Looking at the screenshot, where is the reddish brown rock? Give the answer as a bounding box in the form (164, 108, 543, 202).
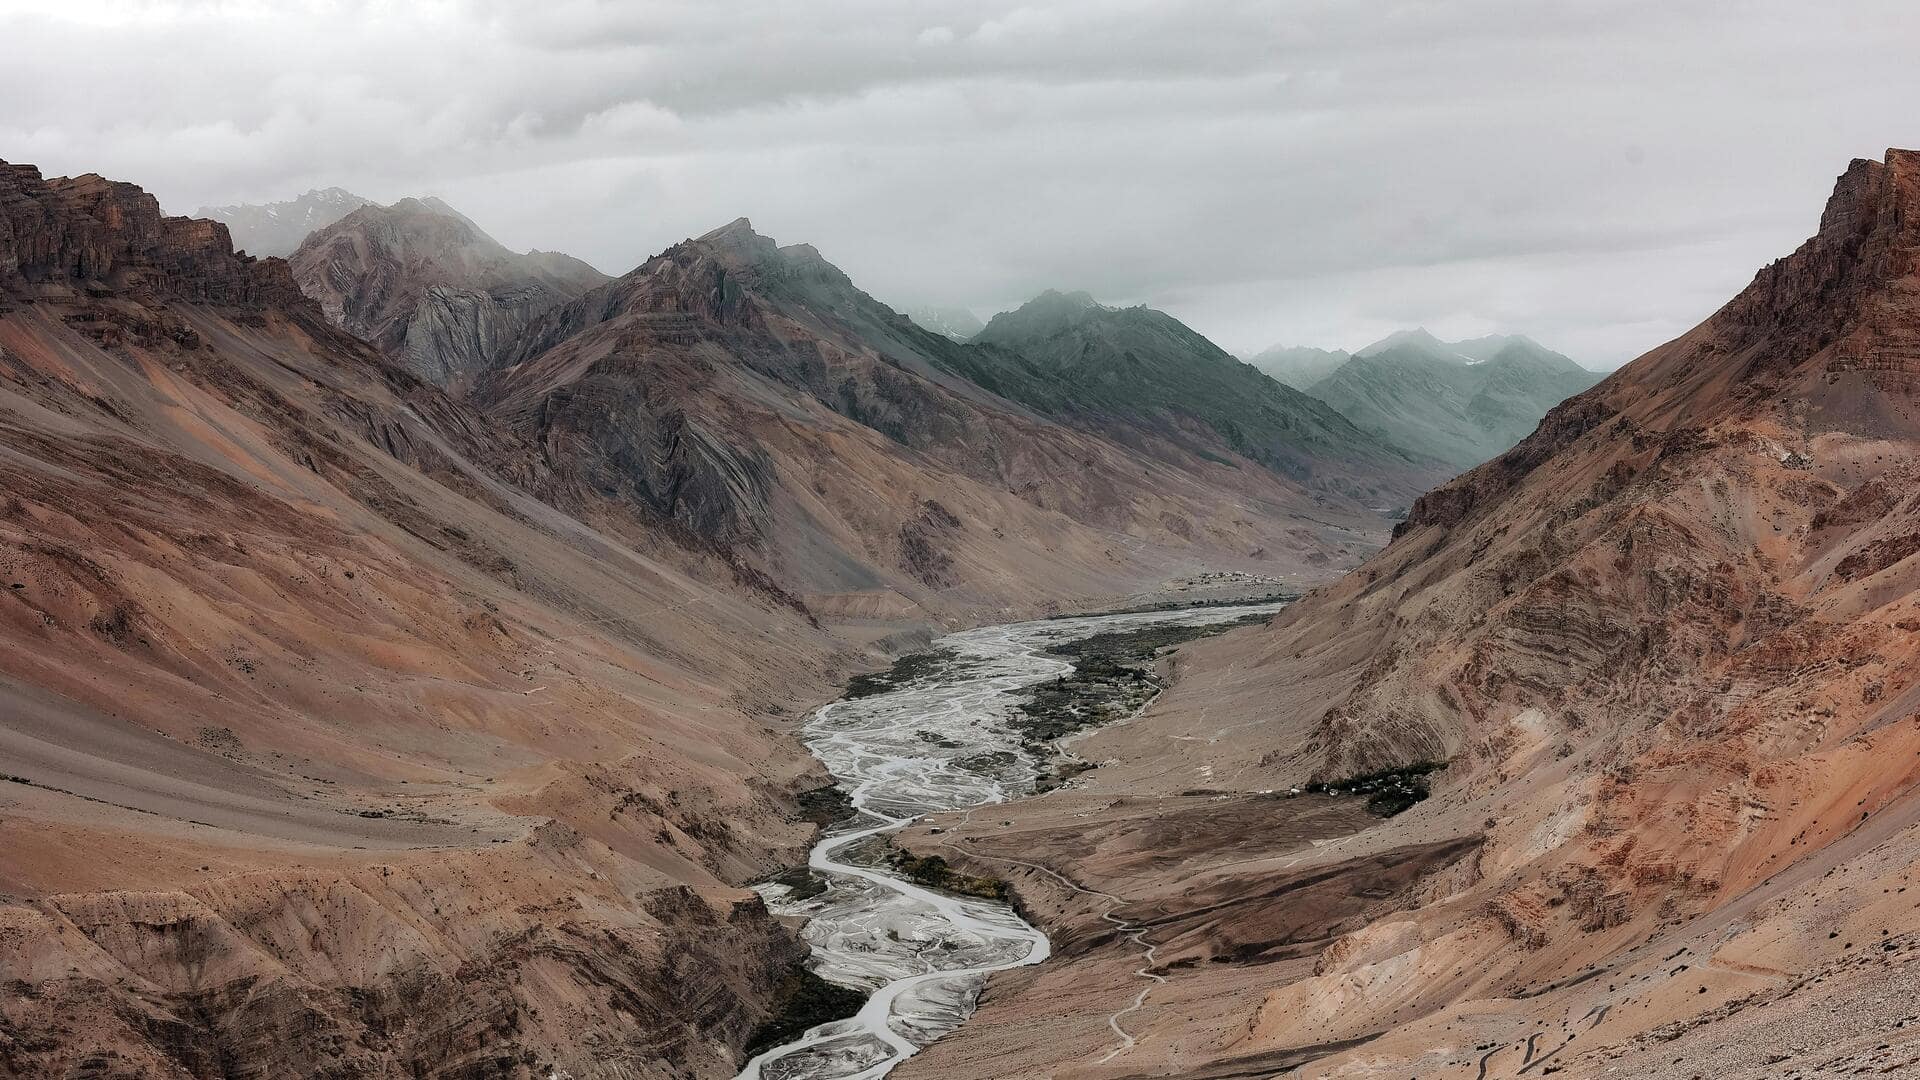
(0, 162, 297, 306)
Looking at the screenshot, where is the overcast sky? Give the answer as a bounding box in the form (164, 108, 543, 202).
(5, 1, 1918, 367)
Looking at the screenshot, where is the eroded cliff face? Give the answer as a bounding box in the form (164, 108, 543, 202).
(0, 164, 299, 307)
(894, 150, 1920, 1080)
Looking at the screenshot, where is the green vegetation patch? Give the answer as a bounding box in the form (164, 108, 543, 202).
(743, 963, 867, 1057)
(765, 865, 829, 902)
(794, 784, 854, 827)
(1043, 612, 1273, 661)
(1307, 760, 1448, 817)
(843, 646, 973, 699)
(1015, 655, 1160, 745)
(884, 850, 1010, 902)
(1013, 612, 1277, 789)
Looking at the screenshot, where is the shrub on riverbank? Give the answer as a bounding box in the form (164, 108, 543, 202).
(795, 784, 855, 826)
(885, 850, 1010, 901)
(1306, 760, 1448, 817)
(1014, 612, 1277, 788)
(843, 646, 971, 698)
(744, 963, 868, 1057)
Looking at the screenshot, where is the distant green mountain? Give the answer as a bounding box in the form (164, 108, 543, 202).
(956, 291, 1448, 505)
(1309, 332, 1602, 471)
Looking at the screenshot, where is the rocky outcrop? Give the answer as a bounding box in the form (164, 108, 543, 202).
(401, 282, 573, 387)
(0, 162, 298, 306)
(0, 836, 807, 1080)
(290, 198, 607, 389)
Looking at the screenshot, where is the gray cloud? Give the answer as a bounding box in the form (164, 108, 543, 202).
(4, 0, 1917, 366)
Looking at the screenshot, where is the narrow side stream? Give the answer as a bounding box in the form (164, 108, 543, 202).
(736, 602, 1284, 1080)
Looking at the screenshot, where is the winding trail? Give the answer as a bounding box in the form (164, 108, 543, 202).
(932, 828, 1163, 1065)
(732, 602, 1283, 1080)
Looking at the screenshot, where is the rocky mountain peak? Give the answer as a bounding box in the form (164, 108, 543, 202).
(1028, 288, 1103, 314)
(1773, 149, 1917, 303)
(976, 289, 1115, 342)
(1612, 147, 1920, 423)
(694, 216, 778, 263)
(1482, 336, 1586, 372)
(288, 195, 605, 388)
(699, 215, 758, 241)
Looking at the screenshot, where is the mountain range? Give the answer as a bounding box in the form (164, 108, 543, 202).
(1310, 329, 1604, 470)
(0, 158, 1434, 1077)
(1245, 342, 1351, 389)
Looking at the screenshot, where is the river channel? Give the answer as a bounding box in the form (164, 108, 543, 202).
(735, 601, 1285, 1080)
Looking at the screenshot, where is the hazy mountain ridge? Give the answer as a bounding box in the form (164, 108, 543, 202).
(1244, 342, 1351, 389)
(905, 304, 985, 341)
(1309, 332, 1603, 469)
(481, 219, 1397, 604)
(195, 186, 373, 257)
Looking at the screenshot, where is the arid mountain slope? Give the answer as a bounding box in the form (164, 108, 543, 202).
(195, 186, 373, 257)
(1310, 335, 1602, 469)
(291, 197, 608, 390)
(480, 221, 1394, 615)
(0, 160, 864, 1079)
(964, 290, 1447, 506)
(899, 149, 1920, 1079)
